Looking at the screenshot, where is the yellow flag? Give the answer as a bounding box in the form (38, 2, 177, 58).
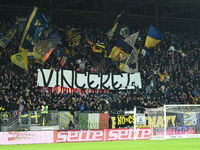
(108, 46, 128, 62)
(87, 40, 104, 53)
(107, 22, 118, 40)
(11, 51, 28, 71)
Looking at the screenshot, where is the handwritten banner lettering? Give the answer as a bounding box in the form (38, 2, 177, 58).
(37, 69, 142, 90)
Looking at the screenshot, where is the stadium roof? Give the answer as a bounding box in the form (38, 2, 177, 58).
(1, 0, 200, 31)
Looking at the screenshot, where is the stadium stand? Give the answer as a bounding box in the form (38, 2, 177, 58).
(0, 18, 199, 116)
(0, 2, 200, 148)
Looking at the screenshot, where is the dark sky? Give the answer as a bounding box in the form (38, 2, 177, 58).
(0, 0, 200, 32)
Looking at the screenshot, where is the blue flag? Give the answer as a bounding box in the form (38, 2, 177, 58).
(19, 6, 48, 52)
(115, 40, 133, 54)
(0, 23, 18, 49)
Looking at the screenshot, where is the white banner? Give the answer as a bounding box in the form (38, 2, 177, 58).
(136, 114, 146, 125)
(88, 113, 100, 129)
(0, 131, 54, 145)
(37, 69, 142, 90)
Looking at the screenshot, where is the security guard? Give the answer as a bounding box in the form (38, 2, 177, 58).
(41, 102, 48, 126)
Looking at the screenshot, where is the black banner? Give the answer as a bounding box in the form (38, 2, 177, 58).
(110, 114, 134, 128)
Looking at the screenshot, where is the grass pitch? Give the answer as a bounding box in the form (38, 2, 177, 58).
(1, 138, 200, 150)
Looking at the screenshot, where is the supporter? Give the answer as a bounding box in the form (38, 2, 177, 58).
(0, 19, 199, 117)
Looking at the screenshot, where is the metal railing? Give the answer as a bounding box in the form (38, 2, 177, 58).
(1, 110, 80, 131)
(2, 114, 21, 131)
(1, 110, 134, 132)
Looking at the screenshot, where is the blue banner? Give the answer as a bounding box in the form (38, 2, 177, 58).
(115, 40, 133, 54)
(0, 23, 18, 49)
(19, 6, 48, 52)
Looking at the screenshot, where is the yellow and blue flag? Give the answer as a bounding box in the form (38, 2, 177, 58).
(108, 39, 132, 62)
(19, 6, 48, 52)
(145, 25, 162, 48)
(87, 40, 108, 58)
(108, 39, 139, 73)
(68, 34, 81, 47)
(87, 40, 105, 53)
(108, 46, 129, 62)
(10, 51, 28, 71)
(66, 29, 81, 47)
(115, 40, 133, 54)
(107, 22, 118, 40)
(0, 22, 18, 49)
(33, 38, 58, 64)
(107, 12, 123, 40)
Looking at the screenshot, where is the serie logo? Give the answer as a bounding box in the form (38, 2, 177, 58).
(54, 128, 152, 143)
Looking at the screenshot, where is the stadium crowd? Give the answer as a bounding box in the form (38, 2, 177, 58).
(0, 18, 200, 115)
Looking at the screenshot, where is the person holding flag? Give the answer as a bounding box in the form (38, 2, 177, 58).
(107, 11, 124, 40)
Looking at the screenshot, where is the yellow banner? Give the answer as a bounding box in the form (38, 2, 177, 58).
(108, 46, 128, 62)
(10, 51, 28, 71)
(111, 115, 176, 128)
